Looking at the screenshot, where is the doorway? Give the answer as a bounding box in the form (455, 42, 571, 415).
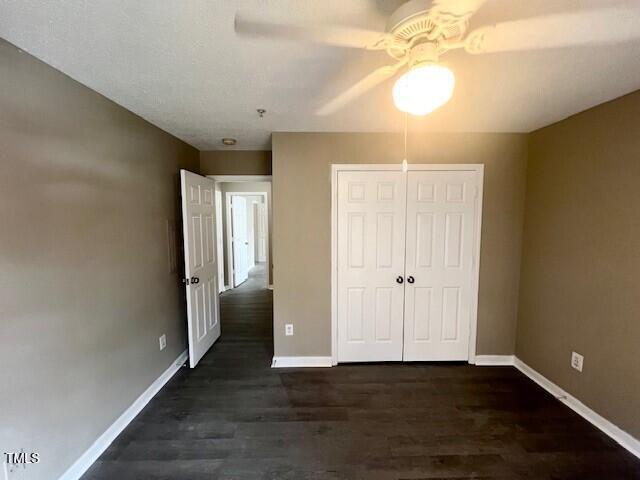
(208, 176, 272, 292)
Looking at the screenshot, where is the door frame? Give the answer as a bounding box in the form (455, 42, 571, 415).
(330, 164, 485, 366)
(214, 187, 226, 293)
(225, 191, 270, 288)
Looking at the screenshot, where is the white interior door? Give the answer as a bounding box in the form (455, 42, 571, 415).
(180, 170, 221, 368)
(231, 195, 249, 286)
(403, 170, 478, 361)
(337, 171, 406, 362)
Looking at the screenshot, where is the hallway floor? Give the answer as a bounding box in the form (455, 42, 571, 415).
(242, 262, 268, 290)
(82, 272, 640, 479)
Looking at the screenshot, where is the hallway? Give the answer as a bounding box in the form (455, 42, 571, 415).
(82, 270, 640, 479)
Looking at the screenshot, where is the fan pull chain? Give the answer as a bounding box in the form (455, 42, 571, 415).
(402, 112, 409, 173)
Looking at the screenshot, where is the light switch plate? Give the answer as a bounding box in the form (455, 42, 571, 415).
(159, 334, 167, 351)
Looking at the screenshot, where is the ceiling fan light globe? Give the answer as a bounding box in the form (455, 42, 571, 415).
(392, 64, 455, 116)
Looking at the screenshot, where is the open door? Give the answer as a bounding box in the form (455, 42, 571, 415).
(180, 170, 220, 368)
(231, 195, 249, 286)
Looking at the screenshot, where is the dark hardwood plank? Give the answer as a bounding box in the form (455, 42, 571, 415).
(82, 265, 640, 479)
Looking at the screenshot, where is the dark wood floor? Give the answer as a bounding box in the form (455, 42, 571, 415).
(83, 266, 640, 479)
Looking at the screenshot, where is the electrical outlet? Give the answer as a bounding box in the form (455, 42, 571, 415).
(571, 351, 583, 372)
(285, 324, 294, 336)
(159, 334, 167, 351)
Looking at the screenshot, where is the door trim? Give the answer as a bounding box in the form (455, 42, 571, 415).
(225, 191, 270, 289)
(210, 175, 272, 182)
(330, 164, 484, 366)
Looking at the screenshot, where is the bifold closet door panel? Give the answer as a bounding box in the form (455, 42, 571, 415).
(337, 171, 406, 362)
(403, 170, 477, 361)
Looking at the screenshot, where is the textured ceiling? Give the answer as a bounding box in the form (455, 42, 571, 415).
(1, 0, 639, 150)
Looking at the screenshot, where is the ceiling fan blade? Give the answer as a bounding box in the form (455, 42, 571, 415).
(465, 6, 640, 54)
(234, 15, 388, 49)
(316, 61, 406, 116)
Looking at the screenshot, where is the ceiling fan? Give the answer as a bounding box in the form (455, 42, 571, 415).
(235, 0, 640, 116)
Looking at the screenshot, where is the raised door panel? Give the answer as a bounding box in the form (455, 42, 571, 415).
(346, 288, 365, 343)
(189, 184, 201, 205)
(415, 213, 434, 268)
(347, 213, 365, 269)
(375, 213, 394, 269)
(374, 287, 393, 342)
(412, 287, 433, 342)
(204, 214, 215, 265)
(191, 214, 203, 270)
(444, 213, 463, 268)
(194, 283, 206, 341)
(442, 287, 461, 341)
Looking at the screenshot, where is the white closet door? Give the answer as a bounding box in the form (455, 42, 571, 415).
(403, 170, 478, 361)
(337, 171, 406, 362)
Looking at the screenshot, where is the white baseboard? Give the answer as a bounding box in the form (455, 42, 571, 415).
(474, 355, 515, 366)
(271, 356, 332, 368)
(514, 357, 640, 460)
(59, 350, 188, 480)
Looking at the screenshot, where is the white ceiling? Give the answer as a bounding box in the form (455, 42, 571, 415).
(1, 0, 639, 150)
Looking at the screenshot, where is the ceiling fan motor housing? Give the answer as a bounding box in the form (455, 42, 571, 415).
(387, 0, 473, 47)
(387, 0, 438, 38)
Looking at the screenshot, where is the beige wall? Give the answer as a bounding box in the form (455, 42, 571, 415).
(200, 150, 272, 175)
(219, 182, 273, 285)
(0, 39, 199, 479)
(517, 91, 640, 439)
(272, 132, 528, 357)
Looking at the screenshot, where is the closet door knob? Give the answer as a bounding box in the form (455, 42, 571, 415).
(396, 276, 404, 284)
(407, 276, 415, 284)
(191, 276, 200, 284)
